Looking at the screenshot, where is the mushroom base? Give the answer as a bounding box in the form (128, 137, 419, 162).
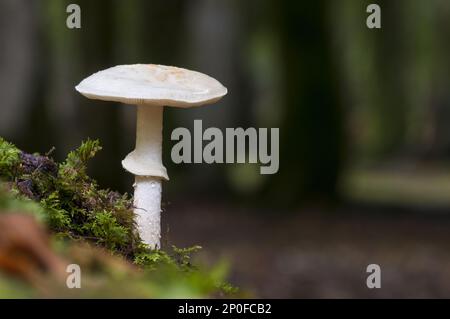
(133, 176, 162, 249)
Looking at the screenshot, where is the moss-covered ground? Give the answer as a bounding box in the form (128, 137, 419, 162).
(0, 137, 237, 298)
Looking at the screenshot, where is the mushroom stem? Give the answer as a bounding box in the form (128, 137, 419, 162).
(134, 175, 162, 249)
(133, 105, 165, 249)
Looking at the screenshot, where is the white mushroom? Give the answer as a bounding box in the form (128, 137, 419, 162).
(75, 64, 227, 249)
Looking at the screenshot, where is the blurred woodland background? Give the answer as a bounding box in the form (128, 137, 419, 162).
(2, 0, 450, 298)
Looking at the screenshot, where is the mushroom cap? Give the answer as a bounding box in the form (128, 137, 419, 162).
(75, 64, 227, 107)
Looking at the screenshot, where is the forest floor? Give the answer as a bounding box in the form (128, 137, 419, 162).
(165, 200, 450, 298)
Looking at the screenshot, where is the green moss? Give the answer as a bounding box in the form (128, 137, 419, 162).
(0, 138, 138, 255)
(86, 211, 129, 250)
(0, 137, 21, 179)
(0, 137, 238, 297)
(134, 245, 202, 271)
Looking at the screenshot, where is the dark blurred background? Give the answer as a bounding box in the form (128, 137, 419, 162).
(2, 0, 450, 298)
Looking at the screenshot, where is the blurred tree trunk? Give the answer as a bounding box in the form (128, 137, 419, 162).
(0, 0, 46, 151)
(38, 0, 118, 188)
(75, 0, 119, 189)
(333, 0, 408, 161)
(267, 0, 344, 205)
(169, 0, 248, 197)
(431, 1, 450, 158)
(369, 0, 407, 157)
(409, 0, 450, 159)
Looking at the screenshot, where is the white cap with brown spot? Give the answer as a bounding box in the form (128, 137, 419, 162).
(76, 64, 227, 107)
